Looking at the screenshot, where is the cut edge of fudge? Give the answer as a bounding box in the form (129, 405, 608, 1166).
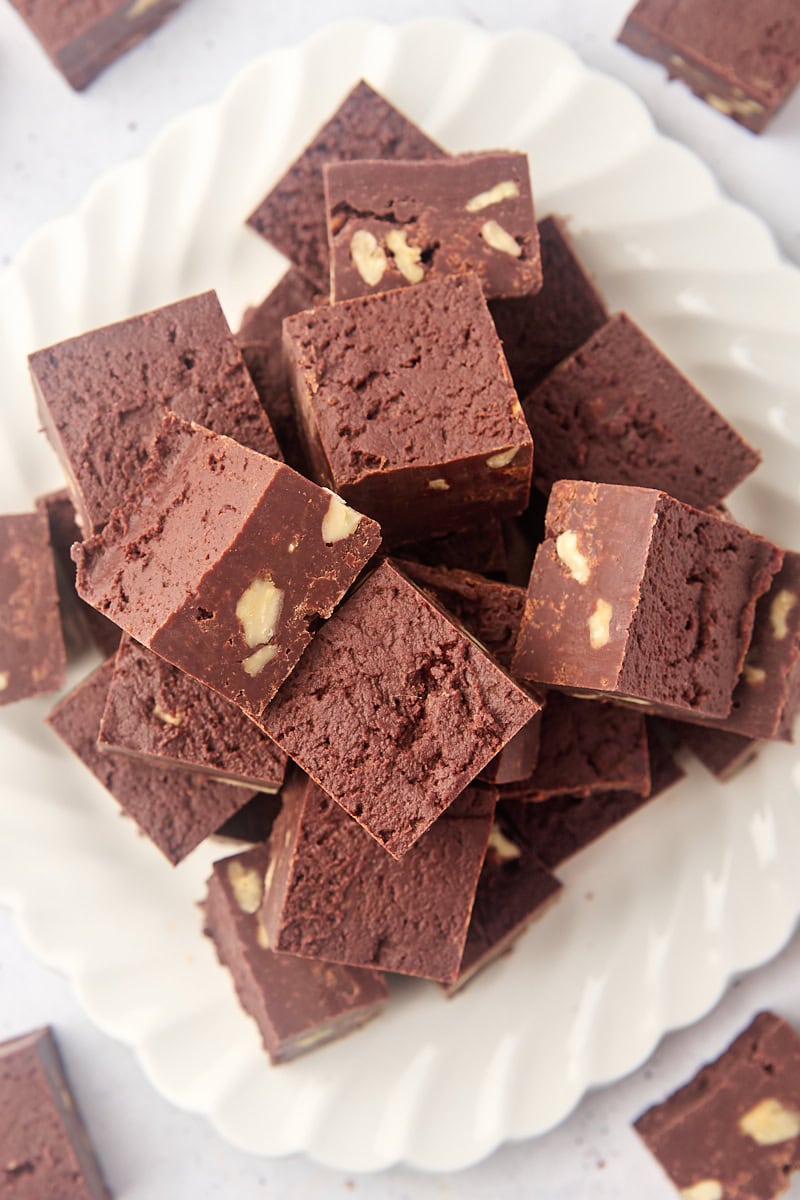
(0, 510, 67, 707)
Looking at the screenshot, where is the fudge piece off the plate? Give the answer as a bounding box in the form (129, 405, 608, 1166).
(246, 79, 445, 291)
(325, 152, 541, 301)
(74, 414, 381, 721)
(258, 559, 540, 858)
(204, 844, 388, 1064)
(260, 772, 496, 985)
(513, 481, 783, 719)
(635, 1011, 800, 1199)
(0, 511, 66, 706)
(30, 291, 281, 534)
(0, 1026, 109, 1199)
(283, 272, 532, 545)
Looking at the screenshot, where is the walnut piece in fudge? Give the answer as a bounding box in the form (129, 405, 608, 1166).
(260, 772, 496, 985)
(618, 0, 800, 133)
(8, 0, 183, 90)
(259, 559, 540, 858)
(0, 1026, 109, 1198)
(203, 844, 388, 1064)
(635, 1011, 800, 1198)
(74, 414, 381, 722)
(30, 291, 280, 534)
(47, 660, 258, 864)
(523, 313, 761, 508)
(99, 636, 287, 792)
(325, 152, 541, 301)
(513, 481, 782, 719)
(283, 273, 532, 545)
(0, 511, 66, 706)
(246, 79, 445, 291)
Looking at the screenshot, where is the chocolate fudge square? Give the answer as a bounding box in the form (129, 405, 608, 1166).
(0, 1026, 109, 1198)
(523, 312, 760, 508)
(325, 152, 541, 301)
(204, 844, 388, 1064)
(47, 660, 257, 864)
(260, 772, 495, 985)
(489, 215, 608, 399)
(283, 273, 533, 545)
(635, 1011, 800, 1198)
(678, 723, 760, 781)
(9, 0, 183, 91)
(513, 481, 782, 719)
(0, 511, 66, 706)
(30, 291, 281, 534)
(74, 415, 381, 722)
(259, 559, 540, 858)
(246, 80, 445, 291)
(618, 0, 800, 132)
(99, 636, 287, 792)
(237, 268, 325, 474)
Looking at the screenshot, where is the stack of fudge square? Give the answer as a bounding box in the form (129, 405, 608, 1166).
(9, 80, 798, 1067)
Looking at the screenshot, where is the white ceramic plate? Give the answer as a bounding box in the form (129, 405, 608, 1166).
(2, 17, 800, 1174)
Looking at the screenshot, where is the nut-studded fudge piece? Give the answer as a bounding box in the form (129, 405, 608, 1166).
(618, 0, 800, 133)
(8, 0, 182, 91)
(446, 814, 561, 995)
(635, 1011, 800, 1198)
(0, 1026, 109, 1198)
(246, 80, 445, 291)
(283, 273, 533, 545)
(99, 636, 287, 792)
(522, 313, 760, 507)
(0, 511, 66, 706)
(237, 268, 325, 474)
(74, 415, 381, 722)
(30, 291, 281, 534)
(325, 152, 541, 301)
(513, 481, 783, 719)
(203, 844, 388, 1064)
(47, 660, 258, 864)
(260, 772, 496, 985)
(489, 215, 608, 399)
(398, 514, 508, 576)
(259, 559, 540, 858)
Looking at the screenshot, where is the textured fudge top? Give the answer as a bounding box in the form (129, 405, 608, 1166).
(30, 291, 279, 533)
(622, 0, 800, 103)
(246, 80, 445, 290)
(325, 152, 541, 300)
(0, 1026, 109, 1200)
(523, 312, 761, 507)
(489, 215, 608, 398)
(283, 272, 530, 482)
(47, 660, 254, 864)
(260, 559, 540, 858)
(99, 636, 287, 790)
(635, 1011, 800, 1199)
(0, 511, 65, 706)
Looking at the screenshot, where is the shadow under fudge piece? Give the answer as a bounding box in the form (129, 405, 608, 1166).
(30, 291, 281, 535)
(260, 772, 495, 985)
(246, 79, 445, 292)
(99, 636, 287, 792)
(513, 481, 783, 720)
(203, 844, 387, 1064)
(0, 511, 65, 707)
(617, 0, 800, 133)
(283, 273, 532, 546)
(74, 414, 381, 723)
(489, 215, 608, 399)
(523, 312, 761, 509)
(47, 660, 257, 865)
(258, 558, 539, 859)
(0, 1026, 109, 1198)
(634, 1011, 800, 1197)
(214, 792, 282, 844)
(325, 152, 541, 302)
(396, 514, 508, 577)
